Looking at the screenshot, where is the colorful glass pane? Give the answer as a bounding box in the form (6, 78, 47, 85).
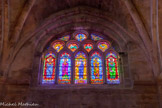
(68, 43, 78, 52)
(75, 33, 87, 42)
(59, 35, 70, 41)
(75, 52, 87, 84)
(91, 52, 103, 84)
(58, 52, 71, 84)
(52, 42, 64, 52)
(42, 52, 56, 84)
(97, 42, 110, 52)
(84, 43, 93, 52)
(91, 34, 103, 41)
(106, 52, 120, 84)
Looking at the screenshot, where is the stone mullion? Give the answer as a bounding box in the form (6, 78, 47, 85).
(103, 53, 106, 84)
(71, 54, 74, 84)
(87, 53, 90, 84)
(55, 53, 59, 84)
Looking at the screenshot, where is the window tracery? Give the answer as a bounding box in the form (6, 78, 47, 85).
(52, 40, 65, 52)
(67, 40, 79, 52)
(59, 35, 70, 41)
(41, 31, 121, 85)
(75, 33, 87, 42)
(91, 34, 103, 41)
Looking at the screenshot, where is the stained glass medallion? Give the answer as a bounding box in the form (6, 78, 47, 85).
(97, 41, 110, 52)
(67, 41, 79, 52)
(75, 33, 87, 42)
(59, 35, 70, 41)
(52, 41, 64, 52)
(91, 34, 103, 41)
(84, 43, 93, 52)
(68, 44, 78, 52)
(106, 52, 120, 84)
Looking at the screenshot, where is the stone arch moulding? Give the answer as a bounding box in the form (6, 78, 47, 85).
(9, 6, 149, 61)
(6, 6, 145, 89)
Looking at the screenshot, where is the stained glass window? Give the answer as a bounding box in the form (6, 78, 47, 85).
(91, 34, 103, 41)
(59, 35, 70, 41)
(90, 52, 103, 84)
(41, 31, 122, 86)
(75, 52, 87, 84)
(84, 43, 93, 52)
(42, 52, 56, 84)
(97, 41, 110, 52)
(106, 52, 120, 84)
(75, 33, 87, 42)
(52, 41, 64, 52)
(58, 52, 71, 84)
(67, 43, 79, 52)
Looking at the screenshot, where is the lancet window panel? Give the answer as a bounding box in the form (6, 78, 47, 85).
(75, 52, 87, 84)
(90, 52, 103, 84)
(58, 52, 71, 84)
(106, 51, 120, 84)
(75, 33, 87, 42)
(42, 52, 56, 84)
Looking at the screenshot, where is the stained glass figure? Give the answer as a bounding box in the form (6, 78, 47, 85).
(84, 43, 93, 52)
(58, 52, 71, 84)
(106, 52, 120, 84)
(42, 52, 56, 84)
(68, 43, 79, 52)
(75, 33, 87, 42)
(91, 34, 103, 41)
(97, 41, 110, 52)
(59, 35, 70, 41)
(75, 52, 87, 84)
(52, 41, 64, 52)
(90, 52, 103, 84)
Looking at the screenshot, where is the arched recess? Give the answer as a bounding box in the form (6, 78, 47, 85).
(5, 7, 147, 88)
(8, 6, 143, 67)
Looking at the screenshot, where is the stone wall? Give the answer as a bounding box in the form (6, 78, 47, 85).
(0, 82, 159, 108)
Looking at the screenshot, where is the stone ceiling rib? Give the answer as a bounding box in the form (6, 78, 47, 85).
(122, 0, 152, 52)
(11, 0, 36, 44)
